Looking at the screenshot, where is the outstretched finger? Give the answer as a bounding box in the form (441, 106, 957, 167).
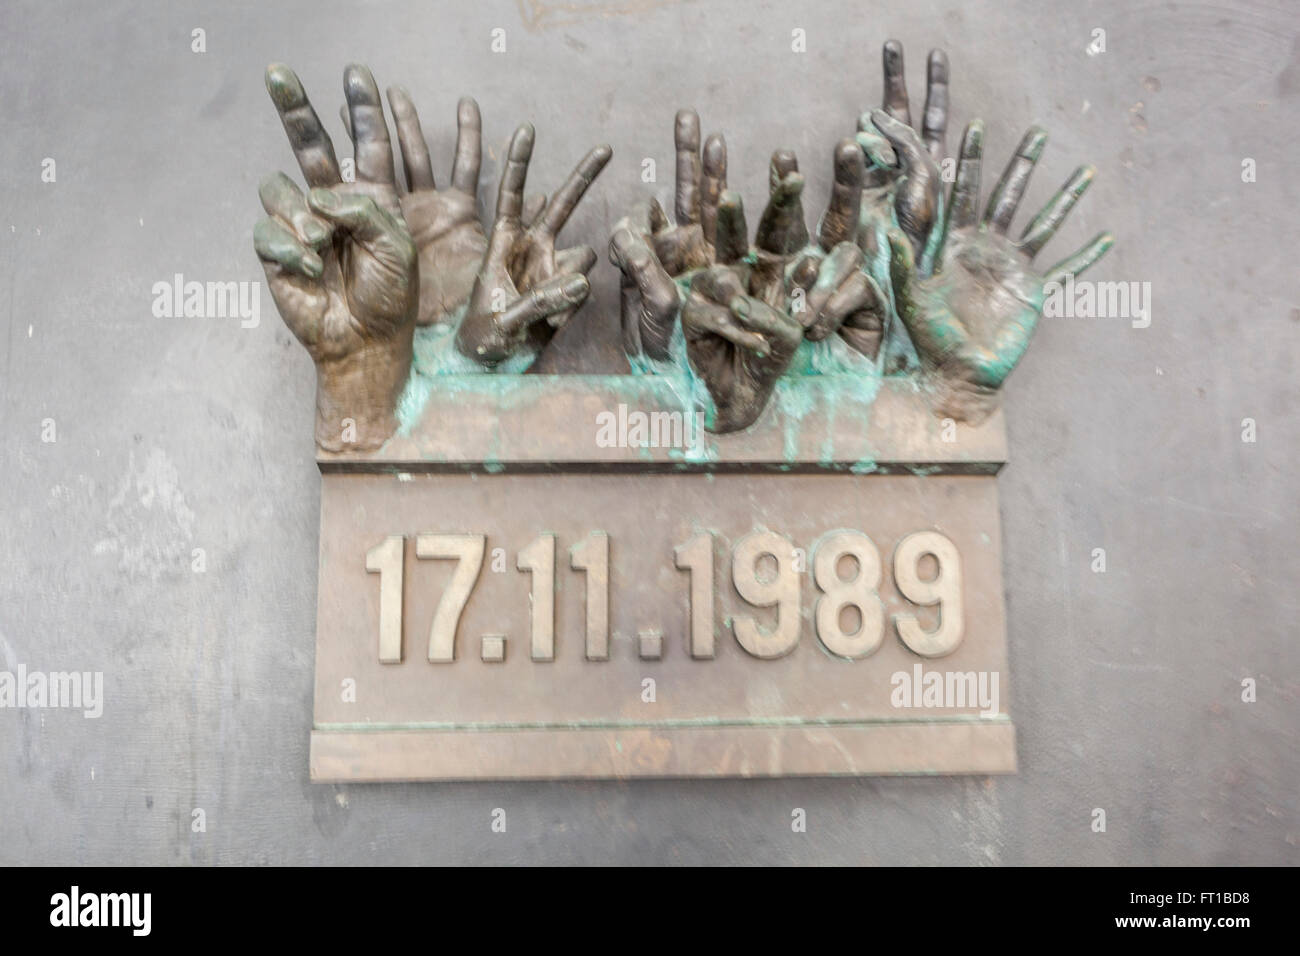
(700, 133, 727, 246)
(922, 49, 949, 159)
(496, 274, 591, 336)
(451, 97, 482, 194)
(755, 168, 806, 255)
(769, 149, 798, 193)
(674, 109, 702, 225)
(495, 124, 535, 223)
(259, 172, 331, 248)
(881, 40, 911, 126)
(818, 139, 864, 251)
(713, 190, 749, 265)
(265, 63, 342, 187)
(254, 217, 324, 279)
(983, 126, 1048, 234)
(1019, 165, 1095, 258)
(343, 64, 396, 186)
(385, 86, 436, 191)
(535, 144, 613, 238)
(1044, 231, 1115, 285)
(948, 120, 984, 230)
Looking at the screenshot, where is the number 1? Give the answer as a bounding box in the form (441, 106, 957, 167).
(365, 535, 405, 664)
(518, 534, 556, 661)
(674, 533, 715, 659)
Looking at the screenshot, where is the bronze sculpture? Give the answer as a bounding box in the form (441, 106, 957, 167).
(888, 121, 1113, 422)
(337, 74, 612, 355)
(257, 43, 1113, 447)
(278, 45, 1092, 782)
(255, 64, 418, 452)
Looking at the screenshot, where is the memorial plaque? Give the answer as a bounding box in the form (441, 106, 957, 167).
(252, 48, 1112, 780)
(308, 378, 1014, 780)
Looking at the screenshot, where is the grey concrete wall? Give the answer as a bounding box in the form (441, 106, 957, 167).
(1, 0, 1296, 864)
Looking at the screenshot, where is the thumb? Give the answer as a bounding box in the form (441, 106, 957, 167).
(309, 187, 415, 270)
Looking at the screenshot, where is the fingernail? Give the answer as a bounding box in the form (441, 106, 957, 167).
(304, 220, 328, 243)
(310, 188, 337, 209)
(303, 252, 324, 277)
(729, 296, 749, 318)
(561, 275, 589, 301)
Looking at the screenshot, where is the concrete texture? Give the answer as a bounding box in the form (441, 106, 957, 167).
(1, 0, 1296, 864)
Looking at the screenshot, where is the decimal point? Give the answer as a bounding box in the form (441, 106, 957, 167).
(638, 629, 664, 661)
(480, 634, 507, 663)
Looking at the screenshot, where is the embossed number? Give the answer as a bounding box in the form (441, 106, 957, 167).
(812, 531, 885, 659)
(674, 533, 715, 659)
(892, 531, 964, 657)
(415, 533, 485, 662)
(571, 532, 609, 661)
(731, 530, 800, 659)
(518, 534, 556, 661)
(365, 535, 405, 664)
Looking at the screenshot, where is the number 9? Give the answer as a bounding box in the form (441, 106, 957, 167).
(731, 530, 800, 659)
(892, 531, 964, 657)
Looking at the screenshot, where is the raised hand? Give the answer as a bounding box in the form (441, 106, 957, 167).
(854, 40, 949, 260)
(377, 89, 488, 327)
(454, 126, 610, 366)
(257, 63, 417, 452)
(683, 265, 804, 434)
(609, 109, 728, 361)
(682, 146, 882, 432)
(788, 140, 888, 360)
(888, 121, 1114, 422)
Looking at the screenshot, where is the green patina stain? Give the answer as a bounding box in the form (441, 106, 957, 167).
(395, 314, 543, 436)
(391, 275, 905, 464)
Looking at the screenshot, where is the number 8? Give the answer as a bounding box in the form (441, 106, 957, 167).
(812, 531, 885, 659)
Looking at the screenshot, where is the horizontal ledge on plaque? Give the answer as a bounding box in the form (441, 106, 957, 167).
(317, 376, 1007, 474)
(309, 721, 1017, 781)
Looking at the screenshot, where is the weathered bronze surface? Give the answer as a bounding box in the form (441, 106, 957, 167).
(255, 65, 418, 452)
(255, 62, 611, 450)
(310, 391, 1013, 781)
(253, 44, 1113, 780)
(889, 121, 1113, 422)
(257, 47, 1114, 448)
(319, 377, 1006, 473)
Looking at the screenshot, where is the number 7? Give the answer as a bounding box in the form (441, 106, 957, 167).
(415, 533, 486, 662)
